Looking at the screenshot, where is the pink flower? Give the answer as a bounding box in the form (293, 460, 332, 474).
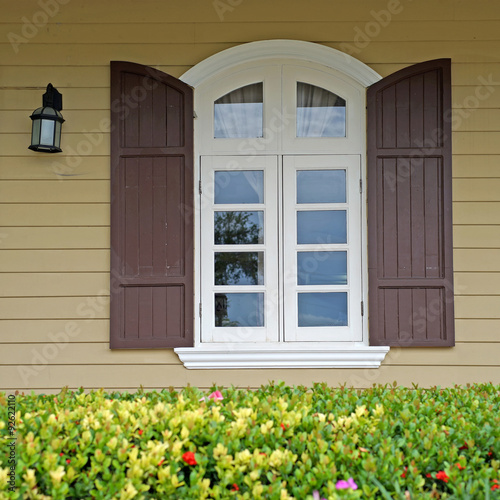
(335, 478, 358, 490)
(313, 491, 327, 500)
(199, 390, 224, 402)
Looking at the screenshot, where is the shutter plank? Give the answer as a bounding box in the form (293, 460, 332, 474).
(110, 62, 194, 349)
(368, 59, 454, 347)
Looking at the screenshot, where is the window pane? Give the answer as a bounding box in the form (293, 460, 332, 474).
(214, 170, 264, 204)
(214, 211, 264, 245)
(215, 252, 264, 285)
(298, 292, 348, 327)
(297, 210, 347, 244)
(297, 82, 346, 137)
(297, 251, 347, 285)
(214, 83, 263, 138)
(215, 292, 264, 327)
(297, 169, 346, 204)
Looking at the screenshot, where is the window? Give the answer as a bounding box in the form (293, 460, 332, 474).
(198, 62, 366, 348)
(110, 42, 453, 368)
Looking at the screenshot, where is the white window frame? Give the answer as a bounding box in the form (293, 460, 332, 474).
(175, 40, 390, 368)
(200, 156, 279, 343)
(283, 155, 362, 342)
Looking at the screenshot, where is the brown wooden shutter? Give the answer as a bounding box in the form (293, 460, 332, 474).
(110, 62, 194, 348)
(367, 59, 454, 347)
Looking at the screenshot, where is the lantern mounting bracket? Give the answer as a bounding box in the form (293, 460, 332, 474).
(43, 83, 63, 111)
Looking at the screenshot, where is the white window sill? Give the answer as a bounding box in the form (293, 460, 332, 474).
(174, 343, 390, 369)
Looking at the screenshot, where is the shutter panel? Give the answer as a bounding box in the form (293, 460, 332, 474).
(110, 61, 194, 348)
(367, 59, 454, 347)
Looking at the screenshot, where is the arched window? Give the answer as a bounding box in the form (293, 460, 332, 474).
(110, 42, 454, 369)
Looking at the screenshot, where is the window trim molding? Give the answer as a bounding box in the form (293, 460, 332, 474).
(180, 39, 382, 88)
(175, 343, 390, 369)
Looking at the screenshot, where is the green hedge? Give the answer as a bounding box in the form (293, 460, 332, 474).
(1, 383, 499, 499)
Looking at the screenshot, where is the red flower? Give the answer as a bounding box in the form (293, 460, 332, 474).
(182, 451, 197, 466)
(158, 458, 164, 467)
(459, 442, 469, 451)
(426, 474, 432, 478)
(492, 480, 500, 491)
(138, 429, 143, 436)
(436, 471, 449, 483)
(455, 463, 465, 470)
(231, 484, 239, 491)
(401, 466, 408, 478)
(66, 459, 71, 464)
(59, 453, 64, 457)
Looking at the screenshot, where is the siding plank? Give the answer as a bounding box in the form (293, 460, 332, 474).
(1, 365, 499, 392)
(0, 227, 109, 249)
(0, 297, 109, 319)
(0, 180, 109, 203)
(0, 157, 110, 180)
(0, 204, 109, 226)
(0, 250, 109, 272)
(454, 226, 500, 248)
(0, 273, 108, 297)
(0, 319, 109, 343)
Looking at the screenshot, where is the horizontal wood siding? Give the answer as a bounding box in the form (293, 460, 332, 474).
(1, 0, 499, 390)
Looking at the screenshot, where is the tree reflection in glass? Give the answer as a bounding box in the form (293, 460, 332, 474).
(214, 211, 264, 245)
(215, 252, 264, 285)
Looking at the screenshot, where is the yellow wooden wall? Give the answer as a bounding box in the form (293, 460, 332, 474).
(1, 0, 499, 392)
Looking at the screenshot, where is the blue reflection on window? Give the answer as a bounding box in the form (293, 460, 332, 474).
(214, 171, 264, 204)
(298, 292, 348, 327)
(297, 251, 347, 285)
(297, 211, 347, 244)
(297, 170, 346, 204)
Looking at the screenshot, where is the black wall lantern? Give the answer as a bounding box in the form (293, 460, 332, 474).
(29, 84, 64, 153)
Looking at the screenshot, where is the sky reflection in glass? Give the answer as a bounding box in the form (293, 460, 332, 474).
(297, 251, 347, 285)
(297, 169, 346, 204)
(298, 292, 348, 327)
(214, 170, 264, 204)
(297, 210, 347, 244)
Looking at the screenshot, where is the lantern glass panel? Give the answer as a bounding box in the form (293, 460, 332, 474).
(40, 119, 55, 146)
(31, 118, 41, 146)
(55, 121, 62, 149)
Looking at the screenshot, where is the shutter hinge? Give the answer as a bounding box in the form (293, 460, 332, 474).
(193, 111, 198, 119)
(359, 178, 363, 193)
(199, 180, 202, 195)
(361, 301, 364, 316)
(199, 303, 202, 318)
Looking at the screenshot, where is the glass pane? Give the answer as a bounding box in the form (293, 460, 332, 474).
(214, 83, 263, 138)
(40, 119, 55, 145)
(215, 292, 264, 327)
(297, 210, 347, 244)
(297, 170, 346, 204)
(214, 170, 264, 204)
(298, 292, 348, 327)
(214, 211, 264, 245)
(297, 82, 346, 137)
(215, 252, 264, 285)
(297, 251, 347, 285)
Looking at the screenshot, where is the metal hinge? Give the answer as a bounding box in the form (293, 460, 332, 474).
(359, 178, 363, 193)
(199, 180, 202, 195)
(361, 301, 364, 316)
(193, 111, 198, 119)
(199, 303, 202, 318)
